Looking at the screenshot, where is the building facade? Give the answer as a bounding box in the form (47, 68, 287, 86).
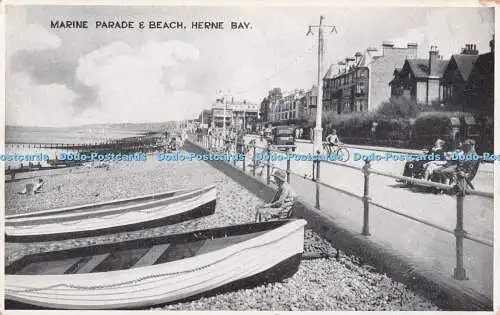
(210, 98, 258, 130)
(390, 46, 448, 106)
(323, 52, 369, 114)
(260, 88, 282, 123)
(323, 41, 418, 114)
(269, 89, 306, 125)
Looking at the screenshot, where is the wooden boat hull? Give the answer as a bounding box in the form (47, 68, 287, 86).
(5, 219, 306, 310)
(6, 185, 217, 242)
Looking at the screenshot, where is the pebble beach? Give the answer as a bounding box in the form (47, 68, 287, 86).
(5, 152, 439, 311)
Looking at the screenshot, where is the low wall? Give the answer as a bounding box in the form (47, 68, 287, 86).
(184, 140, 492, 311)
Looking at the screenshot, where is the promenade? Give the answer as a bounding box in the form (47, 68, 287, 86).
(198, 135, 494, 307)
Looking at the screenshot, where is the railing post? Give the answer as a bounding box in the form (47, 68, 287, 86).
(233, 138, 237, 166)
(286, 148, 291, 184)
(252, 144, 256, 176)
(454, 178, 468, 280)
(362, 160, 371, 236)
(266, 143, 271, 184)
(242, 144, 246, 172)
(312, 154, 316, 181)
(315, 154, 320, 209)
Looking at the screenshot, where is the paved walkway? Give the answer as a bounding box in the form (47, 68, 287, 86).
(295, 139, 494, 173)
(225, 137, 493, 302)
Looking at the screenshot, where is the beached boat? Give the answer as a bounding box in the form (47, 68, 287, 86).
(6, 185, 217, 242)
(5, 219, 306, 310)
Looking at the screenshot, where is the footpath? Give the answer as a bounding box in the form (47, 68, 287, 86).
(187, 138, 493, 311)
(295, 139, 494, 173)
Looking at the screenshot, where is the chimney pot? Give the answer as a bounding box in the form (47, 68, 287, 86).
(429, 45, 439, 76)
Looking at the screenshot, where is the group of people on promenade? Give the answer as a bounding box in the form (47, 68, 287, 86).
(399, 138, 480, 192)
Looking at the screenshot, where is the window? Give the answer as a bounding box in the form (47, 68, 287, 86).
(356, 82, 366, 95)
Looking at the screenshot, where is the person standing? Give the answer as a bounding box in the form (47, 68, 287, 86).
(254, 133, 268, 176)
(236, 130, 245, 155)
(255, 170, 296, 222)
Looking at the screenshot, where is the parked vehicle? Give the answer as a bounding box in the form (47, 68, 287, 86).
(270, 126, 295, 149)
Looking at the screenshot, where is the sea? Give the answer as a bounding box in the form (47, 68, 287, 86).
(4, 124, 151, 169)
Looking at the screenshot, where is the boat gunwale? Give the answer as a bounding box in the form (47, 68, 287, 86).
(6, 186, 216, 226)
(6, 185, 216, 220)
(5, 198, 217, 242)
(6, 219, 306, 277)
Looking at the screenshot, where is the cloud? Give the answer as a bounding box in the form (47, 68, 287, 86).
(7, 7, 62, 59)
(75, 40, 205, 124)
(389, 8, 494, 58)
(6, 72, 78, 127)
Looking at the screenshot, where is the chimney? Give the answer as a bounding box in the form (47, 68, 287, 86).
(382, 41, 394, 56)
(355, 52, 362, 65)
(429, 45, 439, 77)
(407, 42, 418, 59)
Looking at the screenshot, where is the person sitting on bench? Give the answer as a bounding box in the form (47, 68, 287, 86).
(398, 138, 445, 183)
(255, 170, 296, 222)
(434, 139, 478, 187)
(422, 139, 447, 181)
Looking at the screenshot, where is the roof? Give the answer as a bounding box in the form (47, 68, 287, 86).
(323, 65, 336, 79)
(466, 51, 493, 87)
(407, 58, 448, 78)
(450, 54, 479, 81)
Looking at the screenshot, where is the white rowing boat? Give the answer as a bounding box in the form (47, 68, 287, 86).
(6, 185, 217, 242)
(6, 219, 306, 310)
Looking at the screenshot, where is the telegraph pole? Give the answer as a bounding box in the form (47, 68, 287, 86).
(307, 16, 337, 153)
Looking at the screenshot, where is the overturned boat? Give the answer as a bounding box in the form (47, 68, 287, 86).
(5, 219, 306, 310)
(6, 185, 216, 242)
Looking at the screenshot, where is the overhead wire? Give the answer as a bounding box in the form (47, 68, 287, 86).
(229, 41, 318, 97)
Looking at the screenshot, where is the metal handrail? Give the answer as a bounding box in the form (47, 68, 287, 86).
(191, 133, 494, 267)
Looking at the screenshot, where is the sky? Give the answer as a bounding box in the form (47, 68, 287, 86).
(5, 5, 494, 127)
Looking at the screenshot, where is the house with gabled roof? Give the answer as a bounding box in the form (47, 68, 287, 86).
(462, 38, 494, 116)
(441, 44, 480, 109)
(389, 46, 449, 105)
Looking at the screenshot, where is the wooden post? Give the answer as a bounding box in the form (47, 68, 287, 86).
(315, 157, 321, 209)
(266, 143, 271, 184)
(454, 178, 467, 280)
(286, 148, 291, 184)
(362, 160, 371, 236)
